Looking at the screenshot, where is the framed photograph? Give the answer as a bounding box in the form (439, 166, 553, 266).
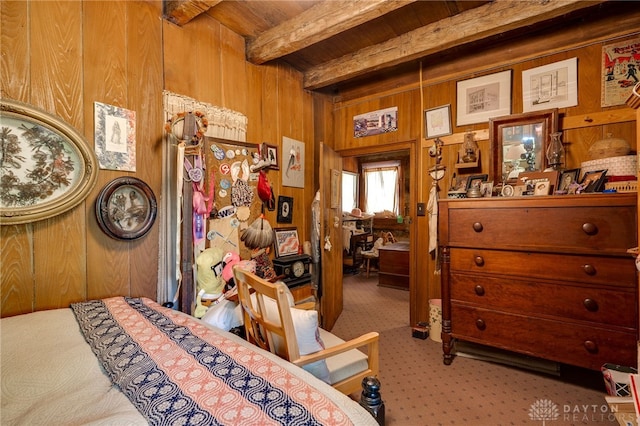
(0, 99, 99, 225)
(581, 169, 608, 193)
(94, 101, 136, 171)
(95, 177, 158, 240)
(457, 70, 512, 126)
(522, 57, 578, 112)
(533, 179, 551, 196)
(465, 174, 489, 191)
(557, 168, 580, 193)
(277, 196, 293, 223)
(261, 142, 279, 170)
(273, 227, 300, 257)
(424, 104, 452, 138)
(480, 181, 493, 198)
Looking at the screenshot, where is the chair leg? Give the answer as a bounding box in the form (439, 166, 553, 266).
(365, 257, 370, 278)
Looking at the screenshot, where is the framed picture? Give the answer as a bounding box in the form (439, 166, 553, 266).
(424, 104, 452, 138)
(261, 142, 279, 170)
(533, 179, 551, 196)
(465, 174, 488, 191)
(277, 196, 293, 223)
(282, 136, 305, 188)
(457, 70, 512, 126)
(480, 181, 494, 197)
(94, 101, 136, 171)
(601, 37, 640, 107)
(0, 99, 99, 225)
(273, 227, 300, 257)
(581, 169, 608, 193)
(522, 57, 578, 112)
(95, 177, 158, 240)
(557, 168, 580, 193)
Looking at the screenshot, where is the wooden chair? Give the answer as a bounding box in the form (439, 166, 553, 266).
(233, 266, 380, 396)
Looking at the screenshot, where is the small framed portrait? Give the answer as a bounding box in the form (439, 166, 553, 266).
(424, 104, 452, 138)
(557, 168, 580, 193)
(533, 179, 551, 196)
(261, 143, 279, 170)
(581, 169, 608, 193)
(277, 196, 293, 223)
(465, 174, 489, 191)
(480, 181, 493, 197)
(273, 227, 300, 257)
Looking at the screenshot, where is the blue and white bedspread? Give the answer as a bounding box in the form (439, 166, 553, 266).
(1, 297, 377, 426)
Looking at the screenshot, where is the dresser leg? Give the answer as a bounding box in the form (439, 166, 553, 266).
(442, 319, 454, 365)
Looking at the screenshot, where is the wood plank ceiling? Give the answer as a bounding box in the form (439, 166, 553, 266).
(165, 0, 612, 93)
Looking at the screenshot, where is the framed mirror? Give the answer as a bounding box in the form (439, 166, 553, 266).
(490, 109, 559, 184)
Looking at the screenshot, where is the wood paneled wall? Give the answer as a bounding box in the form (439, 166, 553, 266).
(1, 1, 318, 317)
(1, 1, 164, 317)
(333, 23, 640, 325)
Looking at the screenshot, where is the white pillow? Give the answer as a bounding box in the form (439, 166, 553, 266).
(201, 299, 243, 331)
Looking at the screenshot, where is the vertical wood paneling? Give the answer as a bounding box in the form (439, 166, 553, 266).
(31, 1, 86, 310)
(0, 1, 33, 316)
(83, 1, 130, 300)
(126, 0, 163, 298)
(1, 1, 164, 317)
(220, 25, 247, 113)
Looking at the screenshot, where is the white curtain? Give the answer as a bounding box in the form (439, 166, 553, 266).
(363, 161, 400, 214)
(159, 91, 248, 307)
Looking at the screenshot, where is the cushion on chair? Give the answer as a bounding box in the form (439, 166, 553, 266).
(319, 329, 369, 386)
(237, 290, 331, 383)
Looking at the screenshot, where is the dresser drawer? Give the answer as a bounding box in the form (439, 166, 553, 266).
(447, 205, 636, 254)
(450, 248, 636, 287)
(451, 304, 637, 370)
(451, 273, 637, 328)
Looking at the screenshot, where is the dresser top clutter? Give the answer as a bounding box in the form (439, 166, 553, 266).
(438, 193, 638, 371)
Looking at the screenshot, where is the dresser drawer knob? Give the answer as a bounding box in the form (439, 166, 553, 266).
(475, 318, 486, 330)
(474, 256, 485, 266)
(582, 264, 596, 275)
(472, 222, 483, 232)
(474, 285, 485, 296)
(583, 298, 599, 312)
(582, 222, 598, 235)
(583, 340, 598, 353)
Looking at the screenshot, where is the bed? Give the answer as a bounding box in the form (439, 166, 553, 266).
(1, 296, 378, 425)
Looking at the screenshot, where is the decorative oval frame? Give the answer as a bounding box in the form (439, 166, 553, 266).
(95, 177, 157, 240)
(0, 99, 99, 225)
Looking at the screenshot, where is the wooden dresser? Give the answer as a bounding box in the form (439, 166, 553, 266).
(378, 241, 410, 290)
(438, 194, 638, 371)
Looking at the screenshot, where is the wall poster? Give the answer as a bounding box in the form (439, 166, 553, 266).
(353, 106, 398, 138)
(601, 36, 640, 107)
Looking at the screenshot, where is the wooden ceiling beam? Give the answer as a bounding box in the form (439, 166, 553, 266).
(303, 0, 606, 90)
(246, 0, 417, 65)
(164, 0, 222, 26)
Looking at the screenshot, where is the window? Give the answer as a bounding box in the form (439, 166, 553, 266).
(363, 161, 400, 214)
(342, 171, 358, 213)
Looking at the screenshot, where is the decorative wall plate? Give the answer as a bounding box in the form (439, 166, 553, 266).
(95, 177, 157, 240)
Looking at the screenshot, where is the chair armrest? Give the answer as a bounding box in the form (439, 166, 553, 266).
(292, 331, 379, 367)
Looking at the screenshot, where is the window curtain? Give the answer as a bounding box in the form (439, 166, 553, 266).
(160, 91, 247, 307)
(363, 161, 400, 214)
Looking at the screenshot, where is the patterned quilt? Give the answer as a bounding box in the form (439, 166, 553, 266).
(71, 297, 356, 426)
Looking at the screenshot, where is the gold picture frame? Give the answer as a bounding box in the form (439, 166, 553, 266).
(0, 99, 98, 225)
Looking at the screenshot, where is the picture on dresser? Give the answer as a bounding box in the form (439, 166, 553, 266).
(580, 169, 608, 193)
(557, 168, 580, 193)
(465, 174, 488, 191)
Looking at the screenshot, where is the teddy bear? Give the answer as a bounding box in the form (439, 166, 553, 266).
(193, 247, 225, 318)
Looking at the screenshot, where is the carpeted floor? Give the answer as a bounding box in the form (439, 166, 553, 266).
(330, 272, 623, 426)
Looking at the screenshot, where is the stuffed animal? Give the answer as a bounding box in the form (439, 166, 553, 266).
(222, 251, 256, 290)
(194, 247, 225, 318)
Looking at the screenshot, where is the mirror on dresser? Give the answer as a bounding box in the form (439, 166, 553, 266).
(489, 109, 559, 184)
